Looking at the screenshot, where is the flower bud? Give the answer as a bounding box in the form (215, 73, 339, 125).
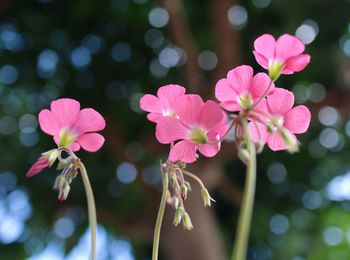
(201, 188, 215, 207)
(255, 141, 265, 154)
(173, 207, 184, 226)
(268, 60, 284, 81)
(169, 173, 177, 188)
(180, 184, 188, 200)
(53, 175, 66, 191)
(184, 181, 192, 191)
(42, 149, 59, 167)
(238, 148, 250, 164)
(58, 183, 70, 201)
(182, 211, 193, 231)
(280, 127, 299, 153)
(172, 196, 179, 209)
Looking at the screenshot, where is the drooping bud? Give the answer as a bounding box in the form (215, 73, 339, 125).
(58, 182, 71, 201)
(42, 149, 59, 166)
(184, 181, 192, 191)
(169, 173, 177, 188)
(201, 188, 215, 207)
(238, 148, 250, 164)
(53, 175, 66, 191)
(180, 184, 188, 200)
(173, 207, 184, 226)
(268, 60, 284, 81)
(280, 127, 299, 153)
(172, 196, 179, 209)
(182, 211, 193, 231)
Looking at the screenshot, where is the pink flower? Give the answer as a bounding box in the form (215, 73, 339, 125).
(38, 98, 106, 152)
(26, 149, 59, 177)
(215, 65, 274, 111)
(249, 88, 311, 152)
(139, 84, 186, 123)
(253, 34, 310, 79)
(156, 94, 228, 163)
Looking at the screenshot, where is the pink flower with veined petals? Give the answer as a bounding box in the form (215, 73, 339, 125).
(249, 88, 311, 151)
(156, 94, 228, 163)
(139, 84, 186, 123)
(215, 65, 275, 112)
(253, 34, 310, 79)
(38, 98, 106, 152)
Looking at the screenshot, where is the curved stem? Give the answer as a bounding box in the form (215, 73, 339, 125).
(78, 162, 97, 260)
(250, 78, 274, 110)
(182, 170, 205, 189)
(152, 167, 169, 260)
(231, 117, 256, 260)
(209, 118, 236, 144)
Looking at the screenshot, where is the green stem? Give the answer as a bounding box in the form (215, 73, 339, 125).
(152, 167, 169, 260)
(231, 117, 257, 260)
(79, 162, 97, 260)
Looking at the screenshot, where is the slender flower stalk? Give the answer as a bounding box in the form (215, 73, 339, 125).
(78, 161, 97, 260)
(231, 116, 257, 260)
(152, 165, 169, 260)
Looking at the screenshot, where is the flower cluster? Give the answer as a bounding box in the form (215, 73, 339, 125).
(140, 33, 312, 230)
(27, 98, 105, 200)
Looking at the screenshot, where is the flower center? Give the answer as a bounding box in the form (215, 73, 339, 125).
(238, 92, 254, 109)
(189, 127, 208, 144)
(267, 115, 284, 133)
(59, 129, 76, 148)
(268, 60, 284, 80)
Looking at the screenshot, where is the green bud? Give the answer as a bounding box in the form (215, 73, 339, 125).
(42, 149, 59, 167)
(268, 60, 284, 81)
(184, 181, 192, 191)
(182, 211, 193, 231)
(53, 175, 66, 190)
(172, 196, 179, 209)
(201, 188, 215, 207)
(180, 184, 188, 200)
(58, 183, 70, 201)
(173, 207, 184, 226)
(169, 174, 176, 188)
(238, 148, 250, 164)
(255, 141, 265, 154)
(280, 127, 299, 153)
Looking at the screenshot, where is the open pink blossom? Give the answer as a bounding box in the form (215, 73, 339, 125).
(156, 94, 228, 163)
(38, 98, 106, 152)
(253, 34, 310, 79)
(249, 88, 311, 152)
(215, 65, 274, 111)
(139, 84, 186, 123)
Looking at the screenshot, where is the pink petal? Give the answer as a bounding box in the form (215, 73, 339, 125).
(253, 34, 276, 61)
(147, 113, 163, 123)
(284, 105, 311, 134)
(227, 65, 254, 94)
(267, 88, 294, 115)
(197, 132, 221, 157)
(157, 84, 186, 101)
(267, 132, 287, 151)
(275, 34, 305, 62)
(72, 108, 106, 135)
(219, 101, 242, 112)
(253, 51, 269, 70)
(174, 94, 204, 127)
(199, 101, 225, 131)
(215, 78, 238, 103)
(169, 140, 197, 163)
(77, 133, 105, 152)
(248, 121, 267, 144)
(155, 117, 188, 144)
(139, 94, 161, 113)
(50, 98, 80, 128)
(69, 142, 81, 152)
(38, 109, 61, 136)
(250, 72, 275, 100)
(26, 156, 50, 177)
(283, 54, 311, 73)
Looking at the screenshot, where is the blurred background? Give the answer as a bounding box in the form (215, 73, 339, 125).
(1, 0, 350, 259)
